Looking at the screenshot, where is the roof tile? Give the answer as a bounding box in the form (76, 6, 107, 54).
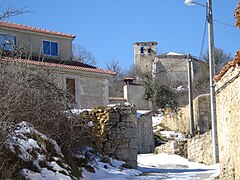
(109, 97, 127, 101)
(214, 50, 240, 82)
(3, 58, 115, 76)
(234, 1, 240, 28)
(0, 21, 76, 38)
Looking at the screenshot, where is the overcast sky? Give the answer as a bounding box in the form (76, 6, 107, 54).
(8, 0, 240, 69)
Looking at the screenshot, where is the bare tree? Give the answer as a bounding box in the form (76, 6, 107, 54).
(73, 44, 97, 65)
(0, 3, 102, 178)
(105, 59, 125, 97)
(0, 1, 29, 20)
(0, 60, 103, 178)
(202, 47, 233, 73)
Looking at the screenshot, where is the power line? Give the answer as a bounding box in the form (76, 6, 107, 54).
(199, 19, 207, 59)
(198, 18, 236, 60)
(213, 19, 236, 28)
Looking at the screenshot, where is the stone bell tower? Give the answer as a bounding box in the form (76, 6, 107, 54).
(134, 41, 158, 74)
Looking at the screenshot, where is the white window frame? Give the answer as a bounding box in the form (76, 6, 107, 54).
(42, 40, 59, 57)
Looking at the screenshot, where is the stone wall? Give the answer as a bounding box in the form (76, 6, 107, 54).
(54, 71, 110, 109)
(154, 55, 189, 87)
(187, 131, 213, 165)
(161, 94, 211, 134)
(80, 104, 157, 168)
(134, 42, 157, 74)
(155, 140, 187, 158)
(215, 66, 240, 179)
(86, 104, 138, 168)
(103, 105, 138, 168)
(153, 55, 206, 88)
(137, 111, 155, 153)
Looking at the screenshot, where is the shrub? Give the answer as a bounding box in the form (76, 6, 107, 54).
(0, 59, 101, 178)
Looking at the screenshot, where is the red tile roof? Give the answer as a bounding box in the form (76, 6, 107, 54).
(214, 50, 240, 82)
(234, 1, 240, 28)
(214, 2, 240, 81)
(3, 58, 115, 76)
(0, 21, 76, 38)
(109, 97, 127, 101)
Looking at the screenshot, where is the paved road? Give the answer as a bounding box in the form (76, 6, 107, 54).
(131, 164, 218, 180)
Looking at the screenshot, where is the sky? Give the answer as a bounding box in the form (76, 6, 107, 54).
(6, 0, 240, 70)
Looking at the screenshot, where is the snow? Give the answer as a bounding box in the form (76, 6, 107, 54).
(137, 110, 152, 118)
(152, 112, 163, 127)
(82, 157, 141, 180)
(70, 108, 92, 115)
(198, 94, 210, 97)
(176, 86, 185, 92)
(5, 121, 72, 179)
(21, 168, 71, 180)
(166, 52, 183, 55)
(82, 153, 220, 180)
(7, 121, 220, 179)
(160, 131, 187, 141)
(137, 153, 220, 179)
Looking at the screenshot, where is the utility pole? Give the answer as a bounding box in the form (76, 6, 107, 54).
(207, 0, 219, 163)
(187, 54, 194, 137)
(184, 0, 219, 164)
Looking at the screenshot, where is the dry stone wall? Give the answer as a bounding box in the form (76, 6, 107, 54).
(161, 94, 211, 134)
(99, 105, 138, 168)
(81, 104, 138, 168)
(79, 104, 156, 168)
(215, 66, 240, 179)
(154, 140, 187, 158)
(187, 131, 213, 165)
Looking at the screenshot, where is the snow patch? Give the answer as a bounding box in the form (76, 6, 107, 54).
(136, 110, 151, 118)
(82, 157, 141, 180)
(152, 112, 163, 127)
(166, 52, 183, 55)
(160, 131, 187, 141)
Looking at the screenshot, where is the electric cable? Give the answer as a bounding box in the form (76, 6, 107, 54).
(199, 19, 207, 59)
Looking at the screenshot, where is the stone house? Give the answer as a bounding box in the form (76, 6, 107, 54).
(134, 41, 207, 88)
(213, 1, 240, 178)
(0, 21, 115, 108)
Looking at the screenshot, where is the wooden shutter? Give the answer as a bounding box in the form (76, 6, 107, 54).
(66, 78, 75, 103)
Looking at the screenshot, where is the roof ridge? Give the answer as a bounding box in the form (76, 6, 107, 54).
(214, 50, 240, 82)
(0, 20, 76, 38)
(2, 58, 115, 76)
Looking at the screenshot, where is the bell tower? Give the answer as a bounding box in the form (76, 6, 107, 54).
(134, 41, 158, 74)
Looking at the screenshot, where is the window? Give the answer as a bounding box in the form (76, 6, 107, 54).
(140, 46, 144, 54)
(0, 33, 16, 51)
(66, 78, 76, 103)
(43, 40, 58, 56)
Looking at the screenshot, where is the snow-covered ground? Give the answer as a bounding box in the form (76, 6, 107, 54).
(10, 112, 219, 179)
(136, 153, 220, 179)
(82, 153, 220, 180)
(160, 131, 187, 141)
(83, 109, 219, 179)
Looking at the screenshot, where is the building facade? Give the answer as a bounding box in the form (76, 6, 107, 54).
(134, 41, 206, 88)
(0, 21, 115, 108)
(213, 1, 240, 178)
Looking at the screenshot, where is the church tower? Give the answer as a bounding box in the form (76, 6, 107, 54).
(134, 41, 158, 74)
